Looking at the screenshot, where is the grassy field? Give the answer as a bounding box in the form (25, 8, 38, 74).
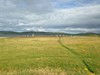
(0, 36, 100, 75)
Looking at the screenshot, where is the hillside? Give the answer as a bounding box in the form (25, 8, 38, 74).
(0, 31, 99, 37)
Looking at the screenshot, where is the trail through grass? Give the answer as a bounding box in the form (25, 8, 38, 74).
(58, 37, 95, 74)
(59, 36, 100, 75)
(0, 36, 99, 75)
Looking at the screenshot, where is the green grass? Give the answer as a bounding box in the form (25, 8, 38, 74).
(0, 36, 100, 75)
(61, 36, 100, 75)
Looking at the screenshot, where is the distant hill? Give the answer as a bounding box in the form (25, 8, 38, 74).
(0, 31, 70, 37)
(0, 31, 99, 37)
(75, 32, 100, 36)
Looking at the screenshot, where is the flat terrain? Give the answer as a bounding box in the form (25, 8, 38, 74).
(0, 36, 100, 75)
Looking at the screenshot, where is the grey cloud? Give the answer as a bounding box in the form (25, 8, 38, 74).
(41, 5, 100, 29)
(0, 0, 100, 33)
(8, 0, 55, 14)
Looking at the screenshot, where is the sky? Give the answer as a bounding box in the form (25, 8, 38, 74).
(0, 0, 100, 33)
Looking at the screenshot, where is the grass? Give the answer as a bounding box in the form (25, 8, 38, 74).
(61, 36, 100, 75)
(0, 36, 100, 75)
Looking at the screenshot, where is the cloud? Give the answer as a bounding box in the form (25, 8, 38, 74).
(4, 0, 55, 14)
(29, 5, 100, 29)
(0, 0, 100, 33)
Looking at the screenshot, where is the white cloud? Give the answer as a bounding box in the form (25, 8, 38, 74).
(26, 5, 100, 29)
(0, 0, 100, 33)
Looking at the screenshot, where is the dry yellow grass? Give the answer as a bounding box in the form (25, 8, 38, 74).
(0, 68, 67, 75)
(0, 36, 100, 75)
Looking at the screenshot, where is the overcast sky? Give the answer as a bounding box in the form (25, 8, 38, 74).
(0, 0, 100, 33)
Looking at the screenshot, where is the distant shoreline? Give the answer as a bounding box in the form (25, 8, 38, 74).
(0, 37, 7, 38)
